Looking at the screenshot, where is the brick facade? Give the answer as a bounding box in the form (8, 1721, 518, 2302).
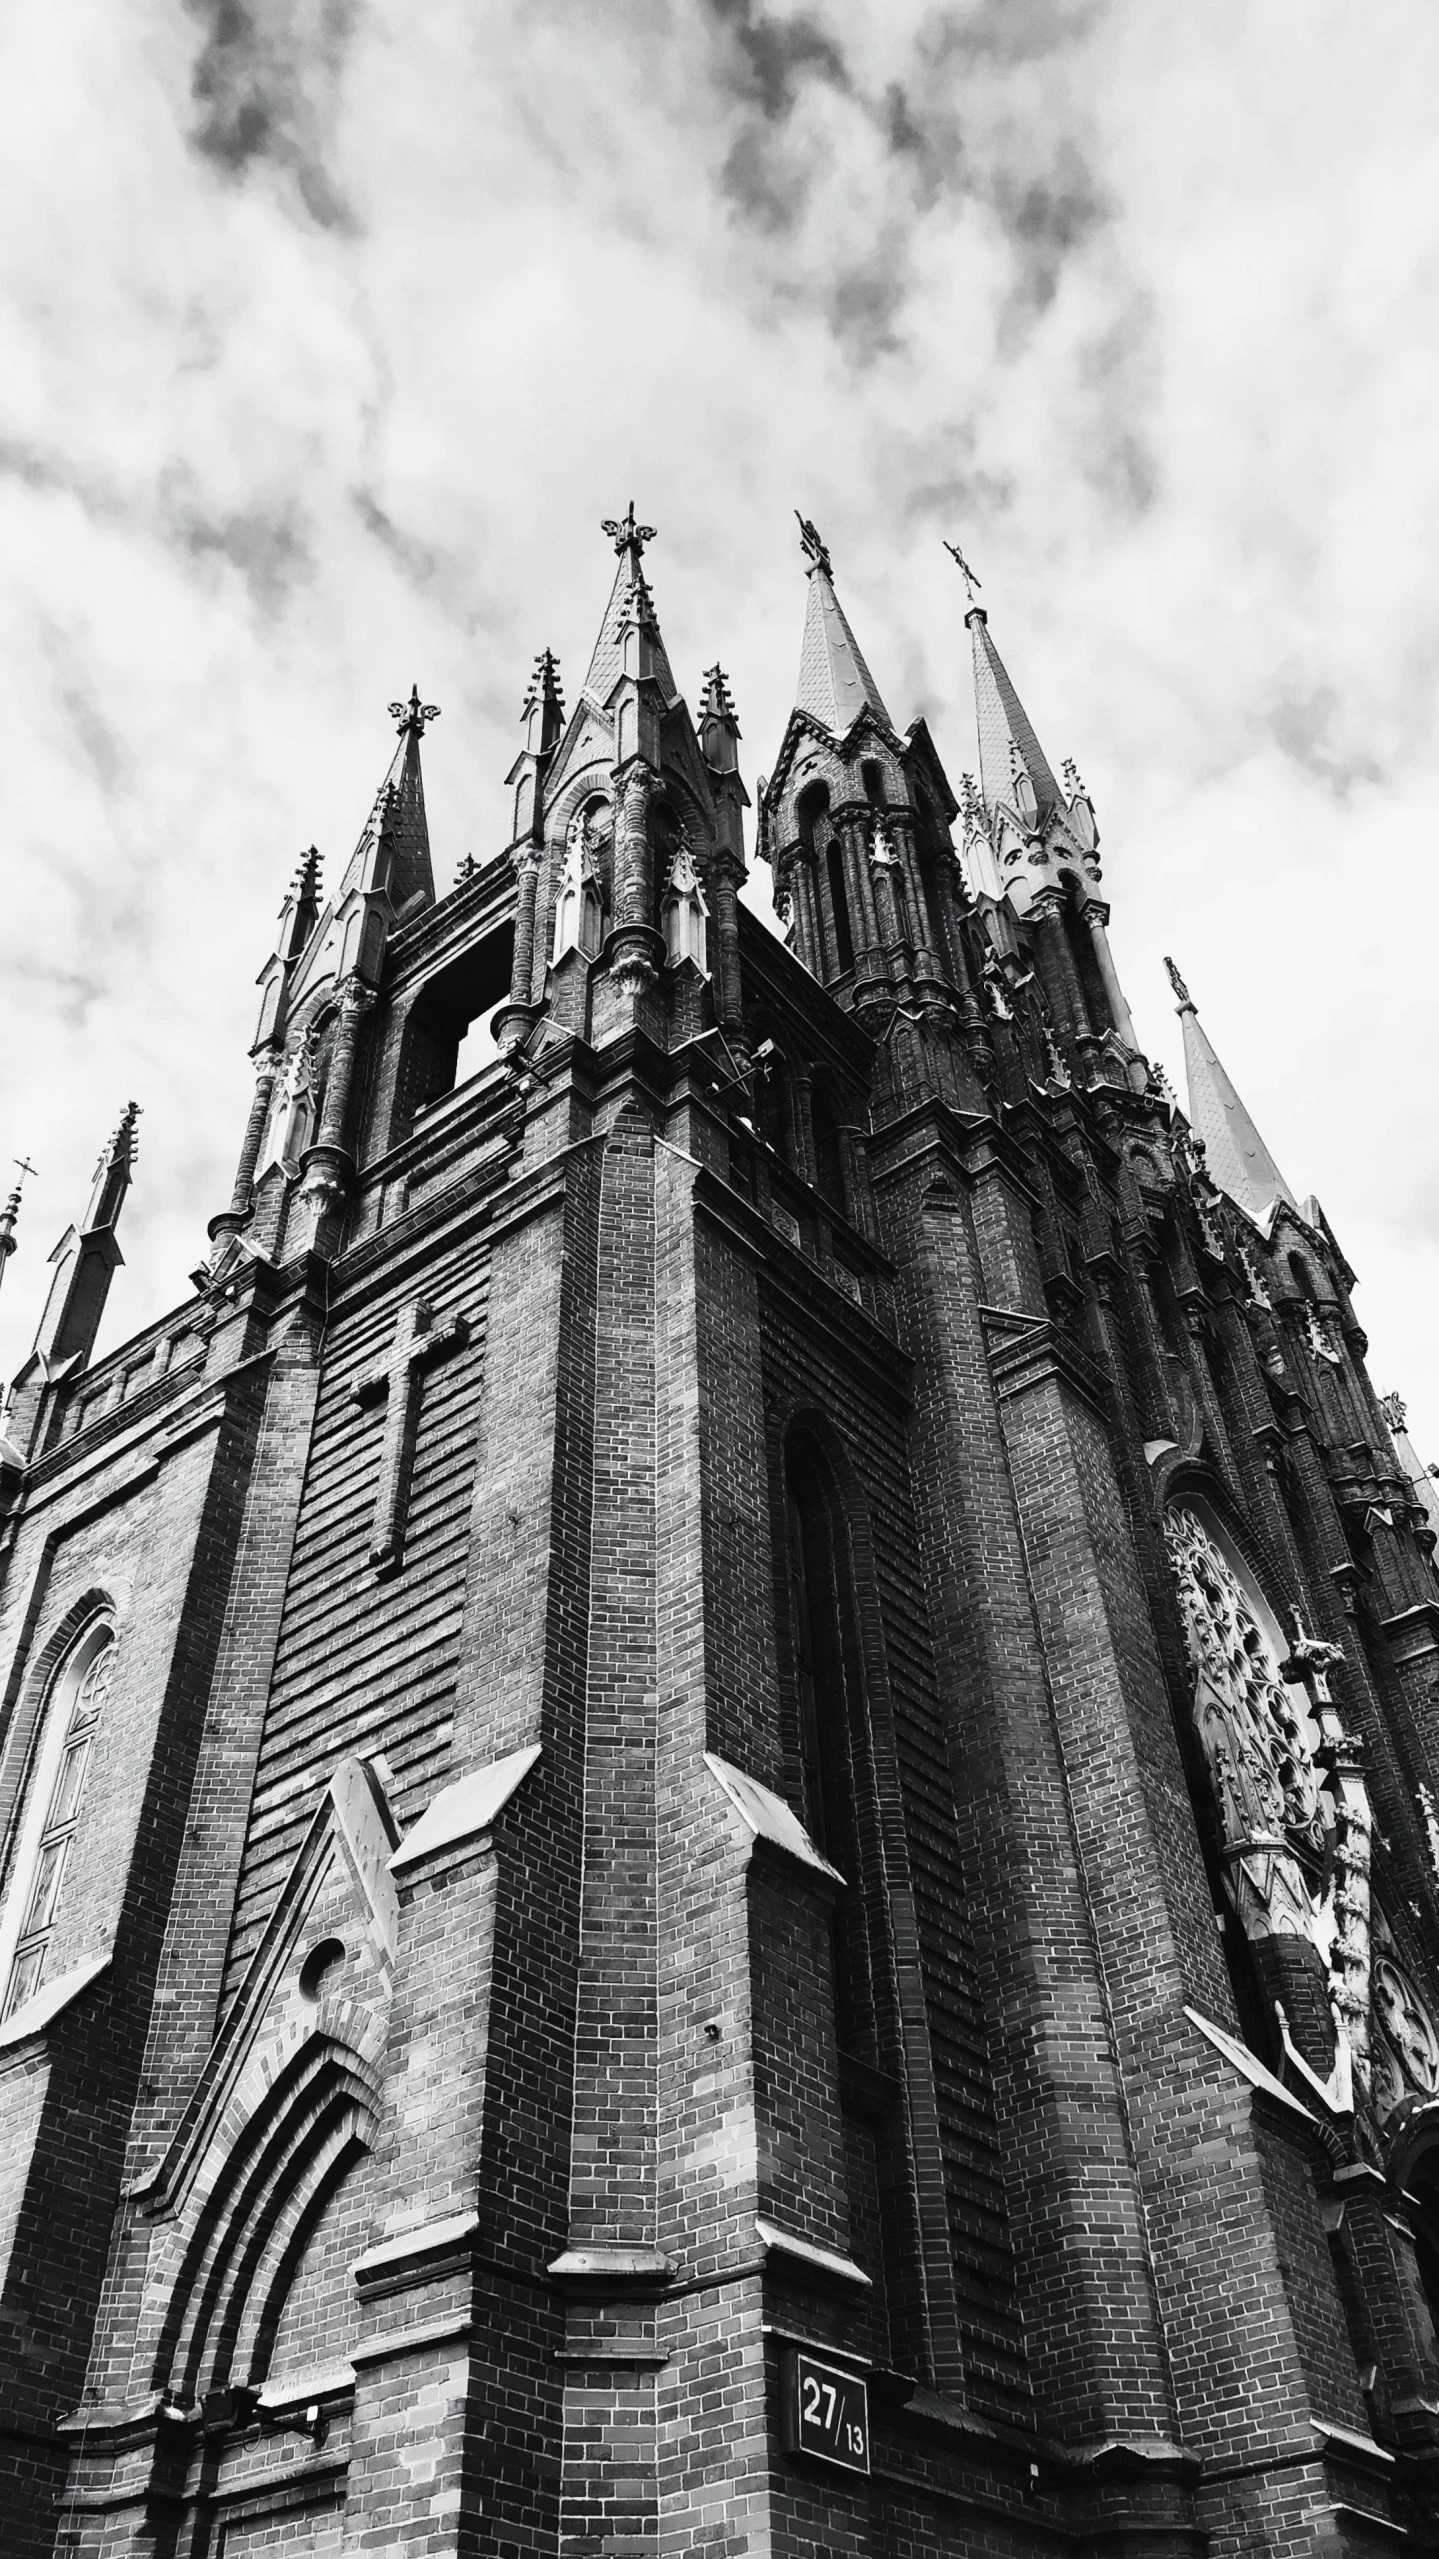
(0, 528, 1436, 2555)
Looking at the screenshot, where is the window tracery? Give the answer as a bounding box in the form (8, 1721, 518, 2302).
(0, 1620, 115, 2021)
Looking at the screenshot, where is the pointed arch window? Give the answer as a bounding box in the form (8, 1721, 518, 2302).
(0, 1619, 114, 2021)
(825, 842, 855, 976)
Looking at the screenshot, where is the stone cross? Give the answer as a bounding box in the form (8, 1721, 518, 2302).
(351, 1300, 469, 1578)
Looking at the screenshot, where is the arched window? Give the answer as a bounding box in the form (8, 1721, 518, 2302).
(0, 1618, 115, 2021)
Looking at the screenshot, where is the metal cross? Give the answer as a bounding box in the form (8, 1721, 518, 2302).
(943, 539, 982, 602)
(601, 501, 656, 562)
(389, 685, 441, 736)
(12, 1157, 37, 1189)
(351, 1299, 470, 1577)
(795, 513, 832, 577)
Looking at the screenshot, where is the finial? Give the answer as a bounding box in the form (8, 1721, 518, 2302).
(293, 844, 321, 897)
(1379, 1392, 1407, 1432)
(389, 685, 441, 737)
(522, 647, 564, 710)
(455, 852, 478, 887)
(601, 502, 656, 565)
(0, 1156, 35, 1279)
(943, 537, 983, 603)
(1164, 955, 1195, 1013)
(795, 513, 832, 578)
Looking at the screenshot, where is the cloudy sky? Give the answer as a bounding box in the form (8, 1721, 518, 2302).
(3, 0, 1438, 1449)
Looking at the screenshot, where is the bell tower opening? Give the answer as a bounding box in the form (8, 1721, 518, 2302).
(391, 926, 516, 1137)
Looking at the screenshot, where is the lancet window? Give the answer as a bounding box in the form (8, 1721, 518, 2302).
(0, 1619, 115, 2021)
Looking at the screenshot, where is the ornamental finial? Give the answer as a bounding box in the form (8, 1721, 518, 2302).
(601, 501, 656, 564)
(389, 685, 440, 737)
(795, 512, 832, 578)
(943, 537, 983, 603)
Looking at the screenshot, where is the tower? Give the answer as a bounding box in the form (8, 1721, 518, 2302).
(0, 515, 1437, 2559)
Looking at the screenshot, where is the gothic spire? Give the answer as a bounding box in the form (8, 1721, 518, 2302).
(1166, 957, 1298, 1227)
(791, 514, 891, 736)
(583, 505, 678, 710)
(965, 593, 1062, 822)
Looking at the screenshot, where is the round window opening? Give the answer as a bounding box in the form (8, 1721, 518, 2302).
(298, 1937, 346, 2008)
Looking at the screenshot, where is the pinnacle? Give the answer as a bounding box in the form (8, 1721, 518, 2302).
(581, 521, 678, 711)
(700, 664, 738, 723)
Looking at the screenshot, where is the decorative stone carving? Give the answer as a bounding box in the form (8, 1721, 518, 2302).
(1164, 1504, 1387, 2099)
(660, 831, 709, 972)
(1373, 1954, 1439, 2122)
(1164, 1506, 1336, 1956)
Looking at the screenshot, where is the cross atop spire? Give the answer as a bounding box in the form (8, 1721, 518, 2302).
(601, 502, 657, 568)
(795, 513, 832, 579)
(944, 537, 983, 605)
(1167, 959, 1298, 1227)
(1165, 955, 1195, 1012)
(389, 685, 440, 739)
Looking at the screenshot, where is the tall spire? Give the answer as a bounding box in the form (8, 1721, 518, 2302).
(966, 598, 1062, 820)
(791, 514, 891, 735)
(1166, 958, 1298, 1226)
(583, 504, 677, 710)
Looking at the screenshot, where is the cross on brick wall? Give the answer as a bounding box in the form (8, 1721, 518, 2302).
(350, 1299, 469, 1577)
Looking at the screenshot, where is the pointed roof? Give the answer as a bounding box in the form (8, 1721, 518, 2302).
(1167, 958, 1298, 1226)
(790, 516, 890, 735)
(584, 507, 678, 710)
(336, 690, 438, 910)
(968, 607, 1062, 815)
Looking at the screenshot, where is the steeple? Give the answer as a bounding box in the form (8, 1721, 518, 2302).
(582, 504, 678, 710)
(791, 514, 891, 736)
(949, 545, 1099, 905)
(1167, 957, 1299, 1226)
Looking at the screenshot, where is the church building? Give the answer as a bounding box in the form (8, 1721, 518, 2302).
(1, 508, 1438, 2556)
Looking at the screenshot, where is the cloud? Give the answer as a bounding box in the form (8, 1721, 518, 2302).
(184, 0, 360, 230)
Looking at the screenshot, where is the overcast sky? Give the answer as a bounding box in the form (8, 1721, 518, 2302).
(3, 1, 1438, 1452)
